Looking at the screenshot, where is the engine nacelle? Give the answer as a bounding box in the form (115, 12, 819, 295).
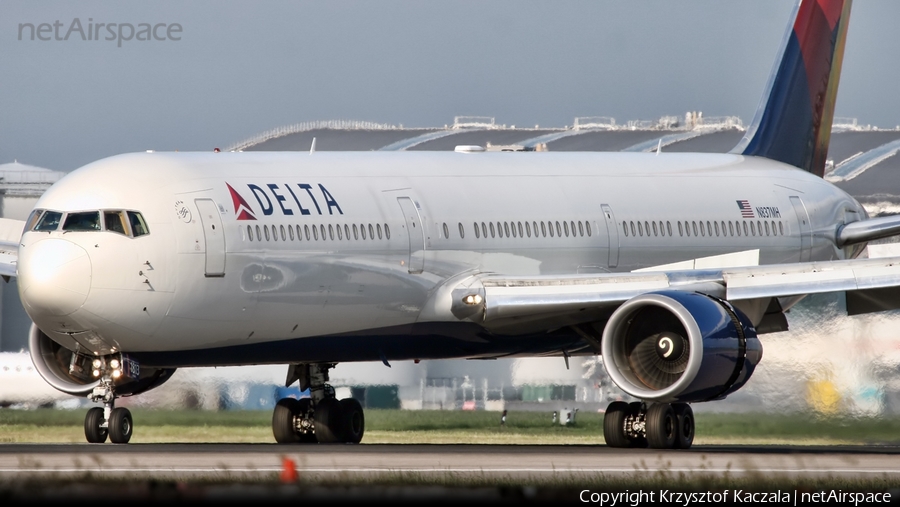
(29, 324, 176, 397)
(601, 291, 762, 403)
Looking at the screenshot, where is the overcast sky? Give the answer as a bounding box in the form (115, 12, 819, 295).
(2, 0, 899, 172)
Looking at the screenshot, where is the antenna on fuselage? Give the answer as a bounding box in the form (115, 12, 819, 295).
(310, 137, 316, 154)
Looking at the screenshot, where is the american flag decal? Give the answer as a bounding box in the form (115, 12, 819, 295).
(736, 200, 754, 218)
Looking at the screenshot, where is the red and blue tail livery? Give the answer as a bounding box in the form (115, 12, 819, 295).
(733, 0, 851, 177)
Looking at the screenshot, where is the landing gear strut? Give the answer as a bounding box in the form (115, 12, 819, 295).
(272, 363, 365, 444)
(83, 357, 132, 444)
(603, 401, 693, 450)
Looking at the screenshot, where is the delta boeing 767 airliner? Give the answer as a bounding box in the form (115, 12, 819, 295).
(4, 0, 899, 448)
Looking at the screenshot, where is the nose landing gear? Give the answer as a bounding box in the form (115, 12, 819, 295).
(83, 356, 132, 444)
(272, 363, 365, 444)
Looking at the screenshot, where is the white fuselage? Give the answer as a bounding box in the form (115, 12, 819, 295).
(16, 151, 864, 367)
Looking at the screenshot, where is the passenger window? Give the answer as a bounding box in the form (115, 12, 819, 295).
(296, 225, 302, 241)
(779, 221, 784, 235)
(367, 224, 373, 239)
(525, 221, 532, 238)
(586, 221, 592, 237)
(264, 226, 271, 241)
(442, 223, 448, 239)
(504, 222, 510, 237)
(742, 222, 748, 236)
(750, 221, 756, 236)
(630, 222, 635, 237)
(652, 222, 658, 236)
(353, 224, 359, 240)
(344, 224, 350, 239)
(64, 211, 101, 232)
(281, 225, 287, 241)
(304, 225, 311, 241)
(459, 223, 465, 239)
(699, 221, 705, 237)
(643, 222, 649, 237)
(638, 221, 643, 237)
(385, 224, 390, 240)
(555, 221, 561, 237)
(549, 222, 555, 237)
(765, 221, 770, 236)
(378, 223, 384, 240)
(289, 224, 296, 241)
(490, 222, 496, 238)
(497, 222, 503, 238)
(518, 222, 524, 237)
(563, 221, 569, 237)
(360, 224, 367, 240)
(35, 211, 63, 232)
(666, 221, 671, 236)
(474, 222, 481, 239)
(692, 221, 698, 237)
(757, 221, 762, 236)
(707, 221, 712, 236)
(578, 221, 584, 237)
(728, 222, 734, 236)
(532, 221, 538, 237)
(541, 221, 546, 237)
(678, 222, 683, 236)
(623, 222, 629, 237)
(320, 225, 326, 240)
(481, 222, 487, 238)
(271, 225, 278, 241)
(329, 224, 335, 240)
(311, 225, 318, 240)
(127, 212, 149, 237)
(248, 225, 254, 241)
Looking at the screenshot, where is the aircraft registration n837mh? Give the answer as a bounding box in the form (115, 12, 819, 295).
(5, 0, 899, 448)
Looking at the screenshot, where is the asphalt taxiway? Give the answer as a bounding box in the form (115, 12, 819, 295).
(1, 444, 899, 480)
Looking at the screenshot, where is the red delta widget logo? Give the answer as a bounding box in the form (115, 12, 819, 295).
(226, 182, 343, 221)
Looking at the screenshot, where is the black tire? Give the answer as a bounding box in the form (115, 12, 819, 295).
(273, 398, 302, 444)
(672, 403, 695, 450)
(313, 398, 343, 443)
(603, 401, 630, 448)
(646, 403, 676, 449)
(108, 407, 133, 444)
(339, 398, 365, 444)
(627, 402, 648, 448)
(84, 407, 108, 444)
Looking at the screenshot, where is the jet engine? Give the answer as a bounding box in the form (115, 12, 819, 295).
(601, 291, 762, 403)
(28, 324, 175, 397)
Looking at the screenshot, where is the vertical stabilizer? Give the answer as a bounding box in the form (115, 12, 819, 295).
(731, 0, 852, 177)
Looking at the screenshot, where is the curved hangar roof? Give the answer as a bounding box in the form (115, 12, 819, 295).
(229, 118, 900, 209)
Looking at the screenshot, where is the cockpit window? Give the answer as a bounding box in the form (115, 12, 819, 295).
(104, 211, 128, 235)
(128, 211, 149, 237)
(25, 210, 44, 231)
(34, 211, 63, 232)
(63, 212, 101, 232)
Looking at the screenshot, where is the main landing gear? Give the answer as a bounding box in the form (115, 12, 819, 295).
(603, 401, 694, 450)
(272, 363, 365, 444)
(83, 358, 132, 444)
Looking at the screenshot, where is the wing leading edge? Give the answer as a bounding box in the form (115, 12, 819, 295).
(0, 219, 23, 279)
(447, 255, 900, 329)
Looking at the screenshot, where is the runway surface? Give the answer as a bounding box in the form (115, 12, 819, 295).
(2, 443, 900, 480)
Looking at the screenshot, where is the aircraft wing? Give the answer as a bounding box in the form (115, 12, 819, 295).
(0, 219, 24, 279)
(449, 254, 900, 325)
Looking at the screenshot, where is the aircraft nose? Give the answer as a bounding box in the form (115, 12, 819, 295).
(19, 238, 92, 317)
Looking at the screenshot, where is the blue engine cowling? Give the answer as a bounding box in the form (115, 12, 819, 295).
(29, 324, 175, 397)
(600, 291, 762, 403)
